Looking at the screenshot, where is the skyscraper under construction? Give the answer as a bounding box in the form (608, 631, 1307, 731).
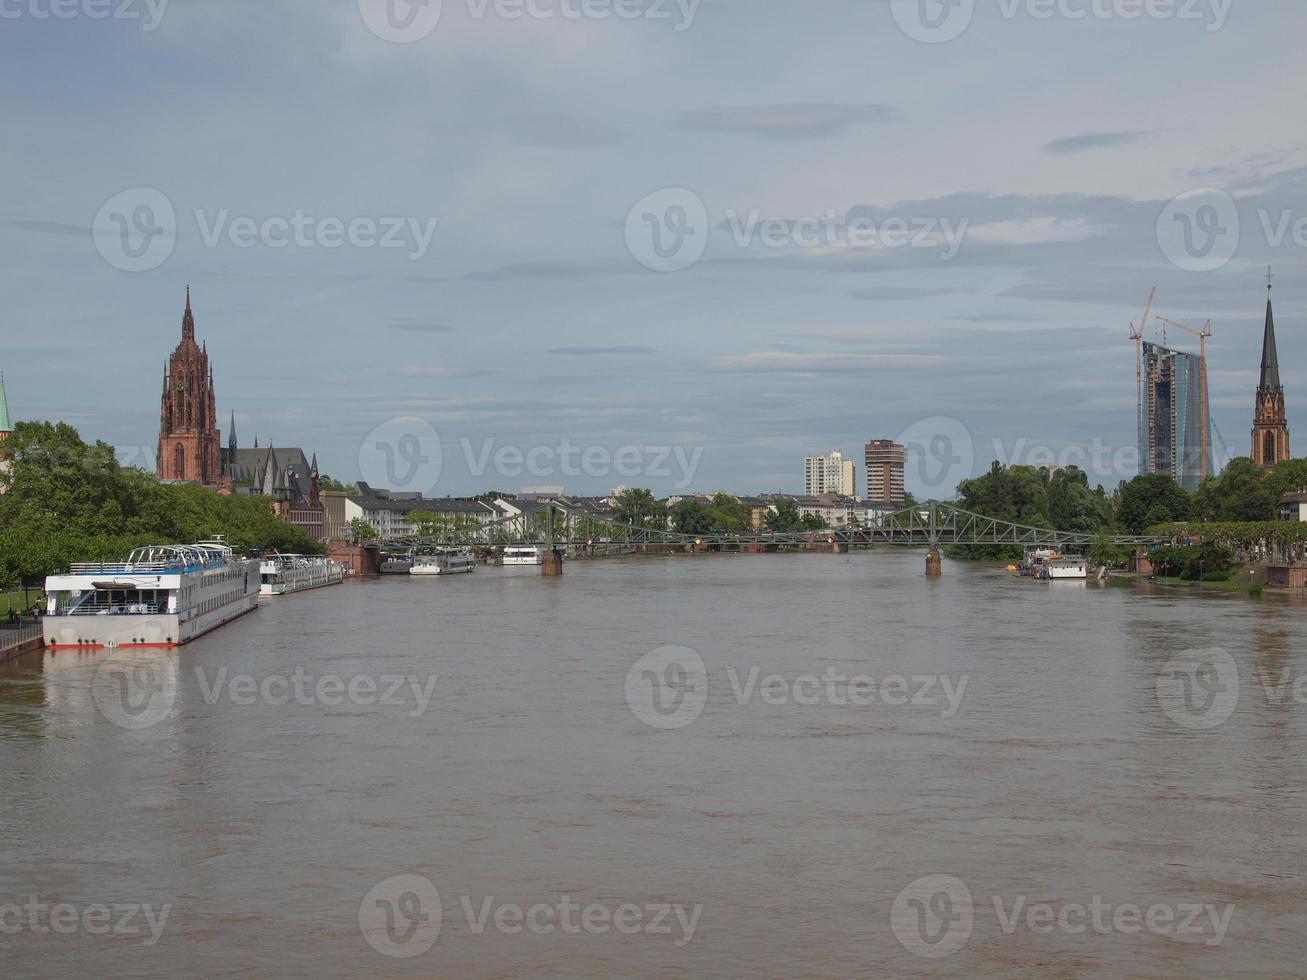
(1141, 340, 1213, 492)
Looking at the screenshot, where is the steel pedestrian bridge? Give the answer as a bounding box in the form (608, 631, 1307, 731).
(385, 501, 1163, 552)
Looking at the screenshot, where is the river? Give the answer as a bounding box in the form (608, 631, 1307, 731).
(1, 552, 1304, 977)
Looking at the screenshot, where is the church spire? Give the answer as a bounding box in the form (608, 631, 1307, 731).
(1260, 269, 1282, 392)
(182, 285, 195, 343)
(1252, 269, 1290, 470)
(228, 411, 237, 452)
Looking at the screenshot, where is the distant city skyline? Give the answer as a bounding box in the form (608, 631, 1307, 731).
(2, 4, 1303, 497)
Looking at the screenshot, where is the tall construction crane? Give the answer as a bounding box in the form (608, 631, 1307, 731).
(1155, 315, 1214, 481)
(1130, 288, 1157, 470)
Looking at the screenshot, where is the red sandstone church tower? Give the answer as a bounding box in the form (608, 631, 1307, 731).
(157, 288, 222, 484)
(1252, 273, 1290, 470)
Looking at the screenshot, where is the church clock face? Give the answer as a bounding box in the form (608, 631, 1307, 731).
(175, 378, 185, 392)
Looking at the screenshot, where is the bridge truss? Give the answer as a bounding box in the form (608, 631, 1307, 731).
(383, 501, 1163, 552)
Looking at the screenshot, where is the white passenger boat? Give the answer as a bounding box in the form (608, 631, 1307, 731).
(259, 554, 345, 596)
(43, 541, 260, 649)
(380, 556, 415, 575)
(1045, 557, 1089, 580)
(411, 552, 477, 576)
(501, 546, 545, 566)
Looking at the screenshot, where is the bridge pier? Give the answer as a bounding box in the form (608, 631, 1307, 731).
(925, 547, 942, 577)
(542, 548, 564, 577)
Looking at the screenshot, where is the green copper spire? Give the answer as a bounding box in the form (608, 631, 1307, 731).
(0, 372, 11, 432)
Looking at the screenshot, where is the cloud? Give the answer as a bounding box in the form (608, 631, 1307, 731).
(709, 351, 942, 373)
(1043, 131, 1150, 155)
(399, 365, 497, 380)
(507, 112, 623, 149)
(675, 103, 897, 140)
(388, 317, 456, 333)
(11, 219, 85, 237)
(548, 345, 656, 355)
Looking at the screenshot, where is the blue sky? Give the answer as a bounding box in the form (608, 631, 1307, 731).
(2, 0, 1303, 498)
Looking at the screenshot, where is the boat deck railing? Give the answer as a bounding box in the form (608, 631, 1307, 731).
(63, 601, 168, 616)
(67, 560, 218, 575)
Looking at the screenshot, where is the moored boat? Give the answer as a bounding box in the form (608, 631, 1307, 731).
(43, 541, 260, 649)
(259, 554, 345, 596)
(501, 546, 545, 566)
(411, 552, 477, 576)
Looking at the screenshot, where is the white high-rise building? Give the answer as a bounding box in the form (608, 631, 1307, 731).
(804, 450, 856, 497)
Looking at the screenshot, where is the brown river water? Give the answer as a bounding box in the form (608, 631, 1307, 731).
(1, 552, 1304, 978)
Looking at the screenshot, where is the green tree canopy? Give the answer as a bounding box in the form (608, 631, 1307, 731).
(1191, 458, 1276, 523)
(1116, 474, 1190, 534)
(0, 421, 322, 586)
(766, 499, 802, 532)
(613, 488, 667, 530)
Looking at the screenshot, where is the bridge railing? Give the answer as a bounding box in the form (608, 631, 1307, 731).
(380, 500, 1165, 551)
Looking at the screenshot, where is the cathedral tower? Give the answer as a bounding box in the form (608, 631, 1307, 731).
(157, 288, 222, 484)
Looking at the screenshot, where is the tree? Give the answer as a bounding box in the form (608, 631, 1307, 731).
(0, 421, 322, 587)
(801, 513, 827, 530)
(318, 474, 355, 492)
(709, 494, 753, 533)
(671, 499, 714, 536)
(613, 488, 667, 530)
(347, 518, 378, 542)
(765, 499, 802, 532)
(1047, 467, 1112, 534)
(1116, 474, 1189, 534)
(1191, 458, 1275, 523)
(1263, 458, 1307, 504)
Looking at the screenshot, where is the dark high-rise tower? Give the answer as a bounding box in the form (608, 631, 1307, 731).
(157, 288, 222, 484)
(1252, 272, 1290, 470)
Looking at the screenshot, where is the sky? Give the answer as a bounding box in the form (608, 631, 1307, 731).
(2, 0, 1305, 499)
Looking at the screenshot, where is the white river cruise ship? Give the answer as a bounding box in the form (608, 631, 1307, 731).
(259, 554, 345, 596)
(43, 541, 260, 649)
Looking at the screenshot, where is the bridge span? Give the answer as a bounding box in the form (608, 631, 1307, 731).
(381, 502, 1163, 577)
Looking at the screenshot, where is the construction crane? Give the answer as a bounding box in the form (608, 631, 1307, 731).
(1155, 315, 1214, 481)
(1130, 288, 1157, 470)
